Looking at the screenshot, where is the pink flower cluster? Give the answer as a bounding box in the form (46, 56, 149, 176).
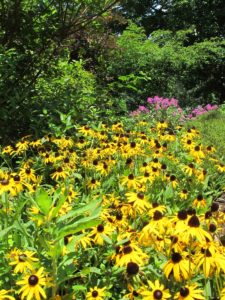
(130, 105, 149, 116)
(187, 104, 218, 119)
(130, 95, 218, 119)
(147, 96, 179, 109)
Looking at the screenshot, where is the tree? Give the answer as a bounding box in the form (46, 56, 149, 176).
(0, 0, 119, 143)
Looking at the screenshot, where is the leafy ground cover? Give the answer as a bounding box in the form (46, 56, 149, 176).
(0, 111, 225, 299)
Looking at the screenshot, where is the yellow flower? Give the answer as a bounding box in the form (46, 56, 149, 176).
(114, 242, 148, 267)
(15, 140, 29, 154)
(125, 191, 150, 214)
(192, 194, 207, 208)
(179, 189, 188, 200)
(175, 215, 212, 244)
(1, 145, 14, 155)
(8, 249, 39, 273)
(123, 284, 140, 299)
(140, 280, 171, 300)
(120, 174, 142, 190)
(19, 167, 37, 183)
(87, 178, 101, 190)
(16, 267, 47, 300)
(189, 145, 205, 162)
(174, 283, 204, 300)
(163, 252, 191, 282)
(0, 289, 15, 300)
(182, 163, 195, 177)
(86, 287, 106, 300)
(89, 223, 114, 245)
(51, 167, 69, 181)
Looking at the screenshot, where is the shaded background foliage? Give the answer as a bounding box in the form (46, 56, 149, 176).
(0, 0, 225, 143)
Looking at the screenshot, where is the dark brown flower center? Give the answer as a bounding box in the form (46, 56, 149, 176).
(126, 262, 139, 275)
(170, 175, 176, 181)
(153, 290, 163, 299)
(28, 275, 39, 286)
(14, 175, 20, 181)
(92, 291, 98, 297)
(188, 215, 200, 227)
(209, 223, 217, 232)
(123, 245, 133, 254)
(97, 224, 104, 233)
(180, 287, 189, 297)
(177, 210, 187, 220)
(153, 210, 163, 220)
(1, 179, 9, 185)
(197, 194, 203, 201)
(171, 252, 182, 263)
(128, 174, 134, 180)
(25, 168, 31, 174)
(137, 192, 144, 200)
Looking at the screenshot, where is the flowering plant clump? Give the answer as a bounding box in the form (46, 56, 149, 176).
(0, 114, 225, 299)
(130, 95, 219, 121)
(187, 104, 219, 119)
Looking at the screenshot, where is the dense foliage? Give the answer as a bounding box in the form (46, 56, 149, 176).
(0, 0, 225, 144)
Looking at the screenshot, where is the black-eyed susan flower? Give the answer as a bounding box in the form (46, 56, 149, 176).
(123, 284, 140, 299)
(8, 249, 39, 273)
(142, 210, 168, 236)
(0, 289, 15, 300)
(182, 163, 195, 177)
(0, 177, 14, 196)
(196, 168, 207, 182)
(115, 242, 148, 267)
(179, 189, 188, 200)
(193, 194, 207, 209)
(51, 167, 69, 181)
(120, 174, 141, 190)
(190, 145, 205, 162)
(1, 145, 14, 155)
(19, 167, 37, 183)
(15, 140, 29, 154)
(140, 279, 171, 300)
(16, 267, 47, 300)
(174, 283, 204, 300)
(175, 215, 212, 243)
(87, 178, 101, 190)
(125, 191, 150, 214)
(89, 223, 114, 246)
(86, 286, 106, 300)
(163, 251, 191, 281)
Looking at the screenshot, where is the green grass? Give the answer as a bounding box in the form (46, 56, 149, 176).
(187, 109, 225, 160)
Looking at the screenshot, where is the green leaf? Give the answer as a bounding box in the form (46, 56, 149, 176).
(57, 199, 101, 223)
(72, 285, 86, 291)
(0, 225, 14, 238)
(35, 188, 52, 215)
(81, 267, 101, 275)
(56, 213, 101, 240)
